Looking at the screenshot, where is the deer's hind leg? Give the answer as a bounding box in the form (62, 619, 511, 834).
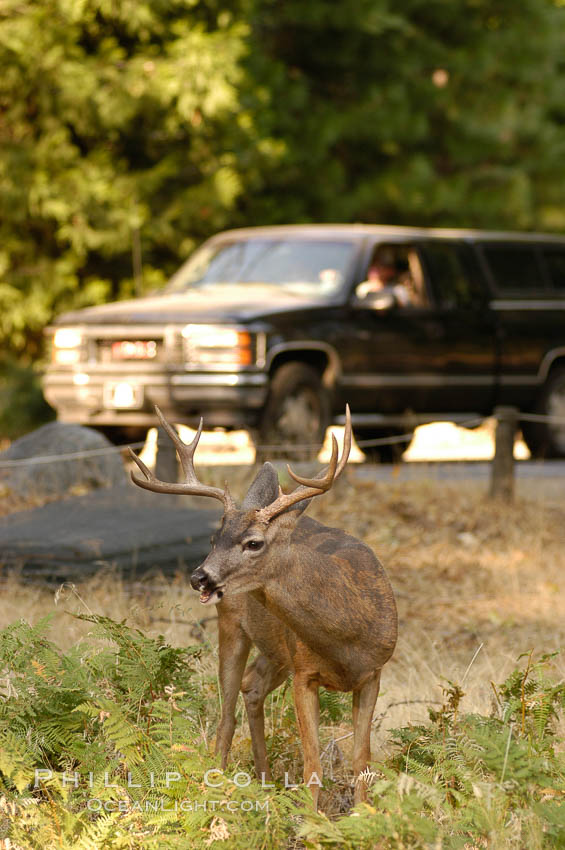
(293, 672, 322, 808)
(352, 670, 381, 804)
(241, 654, 288, 782)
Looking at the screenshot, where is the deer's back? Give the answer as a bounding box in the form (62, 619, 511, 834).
(288, 515, 398, 663)
(224, 514, 397, 690)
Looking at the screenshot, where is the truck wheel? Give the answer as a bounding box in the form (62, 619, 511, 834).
(257, 363, 331, 461)
(353, 428, 411, 463)
(521, 366, 565, 458)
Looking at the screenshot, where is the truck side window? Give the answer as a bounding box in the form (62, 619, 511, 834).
(543, 247, 565, 290)
(481, 243, 544, 292)
(358, 244, 428, 307)
(421, 242, 485, 308)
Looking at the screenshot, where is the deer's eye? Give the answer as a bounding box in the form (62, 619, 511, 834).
(244, 539, 264, 552)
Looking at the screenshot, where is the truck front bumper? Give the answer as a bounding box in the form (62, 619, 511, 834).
(43, 368, 269, 429)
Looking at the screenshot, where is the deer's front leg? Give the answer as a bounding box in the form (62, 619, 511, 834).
(352, 670, 381, 804)
(293, 673, 322, 809)
(215, 614, 252, 768)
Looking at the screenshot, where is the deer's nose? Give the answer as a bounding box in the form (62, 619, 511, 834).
(190, 567, 208, 591)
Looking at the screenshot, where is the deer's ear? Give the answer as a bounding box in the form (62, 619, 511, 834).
(269, 499, 311, 530)
(286, 499, 310, 517)
(242, 462, 280, 509)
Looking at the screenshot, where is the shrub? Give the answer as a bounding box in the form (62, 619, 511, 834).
(0, 616, 563, 849)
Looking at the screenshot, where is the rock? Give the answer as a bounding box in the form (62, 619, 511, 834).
(0, 422, 126, 499)
(0, 484, 221, 580)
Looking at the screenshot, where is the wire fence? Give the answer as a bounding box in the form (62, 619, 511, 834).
(0, 442, 145, 469)
(342, 416, 487, 450)
(0, 409, 564, 468)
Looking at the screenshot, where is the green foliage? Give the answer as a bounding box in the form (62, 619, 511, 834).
(244, 0, 565, 233)
(0, 358, 55, 440)
(494, 650, 565, 744)
(319, 689, 350, 725)
(0, 0, 265, 363)
(0, 611, 563, 848)
(3, 1, 565, 436)
(0, 614, 307, 848)
(300, 653, 565, 849)
(0, 613, 202, 781)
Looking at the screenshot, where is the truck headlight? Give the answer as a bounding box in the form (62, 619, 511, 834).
(182, 324, 253, 366)
(52, 328, 83, 364)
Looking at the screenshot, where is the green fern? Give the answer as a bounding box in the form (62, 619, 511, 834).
(1, 617, 563, 849)
(319, 688, 350, 724)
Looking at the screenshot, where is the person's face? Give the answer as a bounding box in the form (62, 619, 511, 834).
(368, 262, 395, 283)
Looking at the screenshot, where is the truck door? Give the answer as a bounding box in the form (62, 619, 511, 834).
(335, 239, 497, 419)
(417, 240, 497, 413)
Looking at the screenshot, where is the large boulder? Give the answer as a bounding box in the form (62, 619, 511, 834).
(0, 422, 127, 500)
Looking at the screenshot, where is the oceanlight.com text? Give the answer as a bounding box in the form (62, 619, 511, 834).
(86, 798, 270, 813)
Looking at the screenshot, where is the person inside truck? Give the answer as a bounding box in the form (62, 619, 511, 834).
(356, 246, 424, 307)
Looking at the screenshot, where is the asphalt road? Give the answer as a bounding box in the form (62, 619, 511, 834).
(353, 458, 565, 481)
(345, 457, 565, 502)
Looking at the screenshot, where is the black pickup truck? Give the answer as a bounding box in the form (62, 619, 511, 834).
(43, 224, 565, 459)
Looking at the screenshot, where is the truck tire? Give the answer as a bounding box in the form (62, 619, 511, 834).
(521, 366, 565, 458)
(353, 427, 411, 463)
(256, 363, 331, 461)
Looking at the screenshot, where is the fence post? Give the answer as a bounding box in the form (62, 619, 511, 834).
(155, 425, 179, 482)
(489, 407, 518, 501)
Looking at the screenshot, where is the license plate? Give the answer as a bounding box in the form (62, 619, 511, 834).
(104, 381, 143, 409)
(111, 340, 158, 360)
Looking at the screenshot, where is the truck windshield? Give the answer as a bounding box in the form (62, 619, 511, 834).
(166, 238, 356, 296)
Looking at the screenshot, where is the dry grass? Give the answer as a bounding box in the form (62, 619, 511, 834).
(0, 471, 563, 779)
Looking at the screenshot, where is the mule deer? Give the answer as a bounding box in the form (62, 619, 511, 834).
(129, 407, 397, 806)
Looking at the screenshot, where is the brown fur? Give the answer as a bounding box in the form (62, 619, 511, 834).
(130, 406, 397, 807)
(193, 510, 397, 807)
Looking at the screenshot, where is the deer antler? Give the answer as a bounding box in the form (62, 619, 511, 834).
(256, 405, 351, 522)
(129, 406, 234, 511)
